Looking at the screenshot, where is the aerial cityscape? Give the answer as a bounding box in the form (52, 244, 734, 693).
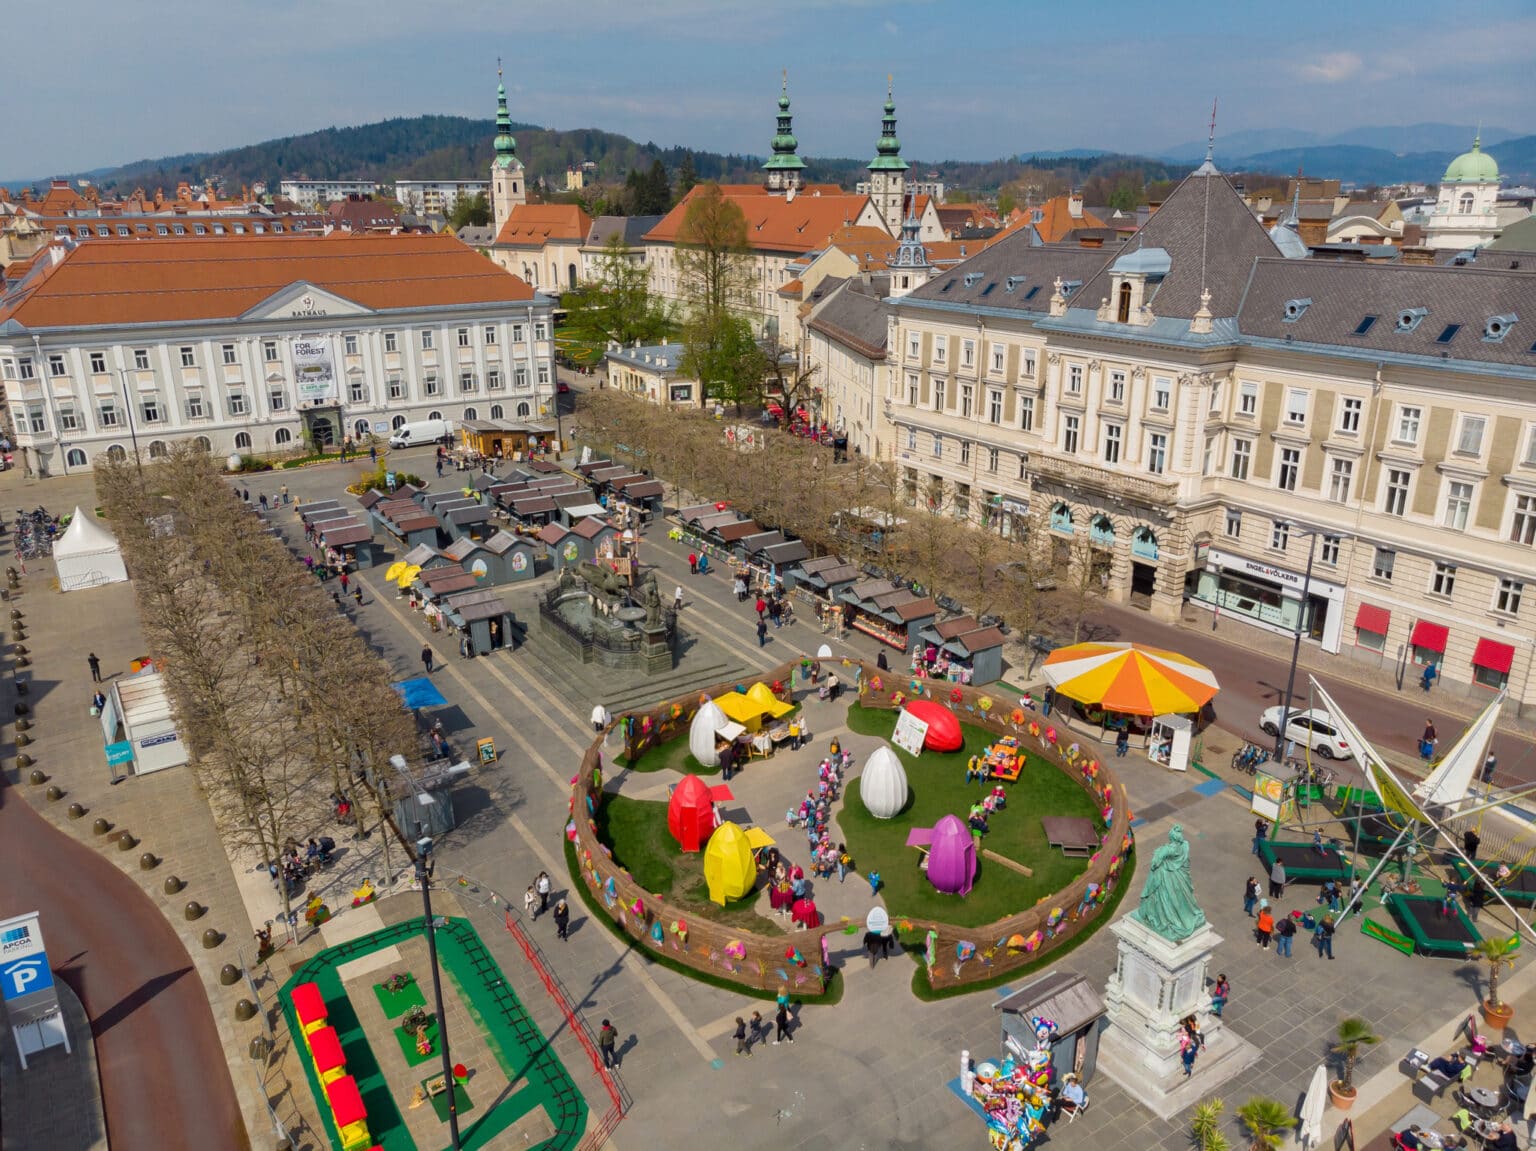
(2, 5, 1536, 1151)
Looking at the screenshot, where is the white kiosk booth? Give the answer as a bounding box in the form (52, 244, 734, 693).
(109, 670, 189, 774)
(1148, 714, 1192, 772)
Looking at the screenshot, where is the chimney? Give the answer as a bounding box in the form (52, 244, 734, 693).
(1068, 190, 1083, 219)
(1078, 235, 1104, 249)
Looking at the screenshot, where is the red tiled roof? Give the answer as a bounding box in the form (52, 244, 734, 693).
(0, 233, 535, 329)
(493, 204, 594, 247)
(646, 185, 874, 255)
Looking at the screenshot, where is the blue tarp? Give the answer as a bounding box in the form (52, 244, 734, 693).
(393, 677, 447, 709)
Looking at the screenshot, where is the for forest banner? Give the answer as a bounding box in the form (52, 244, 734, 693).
(291, 338, 336, 404)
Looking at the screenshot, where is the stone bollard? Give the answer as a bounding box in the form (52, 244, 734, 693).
(8, 609, 21, 620)
(184, 901, 205, 921)
(67, 803, 85, 819)
(12, 644, 26, 655)
(16, 718, 30, 732)
(201, 928, 224, 949)
(16, 753, 33, 768)
(117, 833, 136, 851)
(163, 876, 184, 895)
(14, 703, 27, 716)
(15, 680, 28, 696)
(45, 786, 62, 802)
(139, 852, 158, 871)
(14, 655, 28, 668)
(15, 733, 30, 747)
(219, 964, 243, 987)
(248, 1035, 273, 1063)
(27, 768, 44, 784)
(234, 999, 257, 1021)
(92, 817, 112, 836)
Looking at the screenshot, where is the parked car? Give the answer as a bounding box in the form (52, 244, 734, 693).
(1259, 706, 1350, 759)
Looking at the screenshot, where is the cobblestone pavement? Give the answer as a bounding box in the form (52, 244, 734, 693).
(6, 452, 1534, 1151)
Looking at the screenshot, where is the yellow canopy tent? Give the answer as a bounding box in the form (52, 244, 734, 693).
(385, 561, 408, 581)
(395, 564, 422, 589)
(744, 827, 776, 851)
(703, 822, 754, 905)
(714, 683, 793, 732)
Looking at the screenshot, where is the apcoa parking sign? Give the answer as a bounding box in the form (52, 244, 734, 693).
(0, 912, 52, 1003)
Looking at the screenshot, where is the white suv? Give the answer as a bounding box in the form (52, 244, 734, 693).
(1259, 706, 1351, 759)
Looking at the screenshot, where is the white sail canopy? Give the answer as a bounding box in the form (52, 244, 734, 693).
(1414, 692, 1504, 808)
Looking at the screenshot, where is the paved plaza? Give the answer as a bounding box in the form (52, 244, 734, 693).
(5, 449, 1536, 1151)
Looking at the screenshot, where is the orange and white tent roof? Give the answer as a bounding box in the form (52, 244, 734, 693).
(1041, 642, 1219, 715)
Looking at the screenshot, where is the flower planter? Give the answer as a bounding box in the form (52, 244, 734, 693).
(1328, 1082, 1357, 1110)
(1482, 999, 1515, 1029)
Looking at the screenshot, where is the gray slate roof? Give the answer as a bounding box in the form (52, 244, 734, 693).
(1237, 258, 1536, 370)
(585, 215, 665, 248)
(1073, 171, 1280, 319)
(806, 279, 890, 359)
(902, 231, 1111, 315)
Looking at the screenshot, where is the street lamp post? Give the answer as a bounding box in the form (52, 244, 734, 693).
(1272, 526, 1320, 762)
(413, 833, 462, 1151)
(115, 369, 145, 481)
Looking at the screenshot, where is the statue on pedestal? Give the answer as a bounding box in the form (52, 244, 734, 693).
(1130, 824, 1206, 943)
(642, 573, 663, 627)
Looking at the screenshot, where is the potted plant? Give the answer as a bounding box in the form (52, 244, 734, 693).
(1237, 1097, 1296, 1150)
(1475, 936, 1519, 1027)
(1191, 1097, 1231, 1151)
(1329, 1016, 1381, 1109)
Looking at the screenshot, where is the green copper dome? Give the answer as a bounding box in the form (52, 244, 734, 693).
(493, 80, 519, 170)
(1444, 136, 1498, 183)
(869, 83, 908, 172)
(763, 74, 806, 177)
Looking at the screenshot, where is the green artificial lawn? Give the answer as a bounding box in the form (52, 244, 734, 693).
(393, 1017, 440, 1066)
(279, 916, 587, 1151)
(613, 728, 720, 775)
(421, 1075, 475, 1121)
(839, 705, 1102, 928)
(595, 795, 783, 933)
(372, 977, 426, 1019)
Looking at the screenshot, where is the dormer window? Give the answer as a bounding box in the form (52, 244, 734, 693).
(1396, 307, 1428, 333)
(1485, 314, 1518, 343)
(1117, 281, 1132, 323)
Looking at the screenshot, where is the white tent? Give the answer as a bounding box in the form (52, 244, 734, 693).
(1413, 691, 1505, 809)
(54, 507, 127, 592)
(688, 698, 729, 767)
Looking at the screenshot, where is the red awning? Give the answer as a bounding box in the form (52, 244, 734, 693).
(1354, 603, 1391, 635)
(1472, 638, 1516, 675)
(1410, 620, 1450, 653)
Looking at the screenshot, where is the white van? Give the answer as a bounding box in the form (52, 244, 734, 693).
(388, 418, 454, 449)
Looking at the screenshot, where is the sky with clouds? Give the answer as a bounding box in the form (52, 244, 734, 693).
(13, 0, 1534, 177)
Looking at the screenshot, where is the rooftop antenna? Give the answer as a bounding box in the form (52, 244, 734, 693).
(1198, 98, 1217, 296)
(497, 56, 502, 79)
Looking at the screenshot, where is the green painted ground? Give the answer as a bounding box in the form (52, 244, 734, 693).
(839, 705, 1101, 927)
(596, 794, 784, 934)
(280, 916, 587, 1151)
(613, 728, 720, 775)
(373, 977, 426, 1019)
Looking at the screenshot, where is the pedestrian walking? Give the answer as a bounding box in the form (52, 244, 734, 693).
(599, 1019, 618, 1068)
(259, 492, 269, 511)
(1252, 817, 1269, 857)
(436, 459, 445, 478)
(369, 444, 378, 463)
(1255, 904, 1274, 950)
(1482, 752, 1498, 787)
(773, 1003, 794, 1045)
(674, 585, 685, 611)
(1421, 719, 1438, 760)
(1421, 662, 1438, 692)
(750, 1010, 764, 1048)
(755, 596, 766, 619)
(523, 885, 537, 918)
(87, 652, 101, 683)
(1464, 828, 1481, 862)
(459, 634, 471, 660)
(837, 843, 851, 884)
(1468, 879, 1488, 922)
(733, 1017, 752, 1056)
(1268, 859, 1287, 899)
(1243, 876, 1259, 917)
(339, 571, 349, 593)
(1042, 685, 1056, 717)
(280, 484, 289, 505)
(421, 645, 434, 673)
(876, 649, 888, 671)
(353, 586, 364, 606)
(1315, 915, 1335, 960)
(241, 488, 249, 502)
(553, 899, 570, 940)
(1275, 911, 1296, 957)
(756, 619, 768, 647)
(687, 553, 697, 574)
(1210, 974, 1230, 1018)
(536, 871, 551, 914)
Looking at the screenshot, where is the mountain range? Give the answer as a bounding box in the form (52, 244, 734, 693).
(6, 118, 1533, 198)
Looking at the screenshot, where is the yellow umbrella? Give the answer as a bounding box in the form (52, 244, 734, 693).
(1042, 642, 1218, 715)
(703, 822, 754, 906)
(385, 561, 407, 581)
(395, 564, 422, 589)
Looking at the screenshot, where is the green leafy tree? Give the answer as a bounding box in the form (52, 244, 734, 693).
(676, 183, 754, 409)
(1331, 1016, 1380, 1093)
(675, 153, 699, 200)
(1236, 1098, 1295, 1151)
(561, 234, 673, 351)
(448, 191, 491, 230)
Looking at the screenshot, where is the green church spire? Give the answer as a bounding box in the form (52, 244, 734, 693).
(869, 76, 908, 172)
(763, 70, 806, 190)
(493, 60, 519, 171)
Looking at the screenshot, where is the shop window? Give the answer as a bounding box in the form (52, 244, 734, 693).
(1089, 515, 1115, 546)
(1131, 527, 1158, 561)
(1050, 503, 1074, 534)
(1355, 625, 1387, 653)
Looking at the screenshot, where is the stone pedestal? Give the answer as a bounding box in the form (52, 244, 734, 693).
(1095, 914, 1261, 1119)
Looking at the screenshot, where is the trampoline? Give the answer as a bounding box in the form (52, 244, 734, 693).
(1450, 859, 1536, 907)
(1257, 840, 1352, 883)
(1386, 893, 1483, 957)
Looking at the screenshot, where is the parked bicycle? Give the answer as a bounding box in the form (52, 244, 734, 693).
(1230, 742, 1270, 774)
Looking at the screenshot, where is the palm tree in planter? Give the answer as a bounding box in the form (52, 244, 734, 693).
(1237, 1097, 1296, 1151)
(1474, 936, 1519, 1027)
(1329, 1016, 1381, 1109)
(1191, 1097, 1231, 1151)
